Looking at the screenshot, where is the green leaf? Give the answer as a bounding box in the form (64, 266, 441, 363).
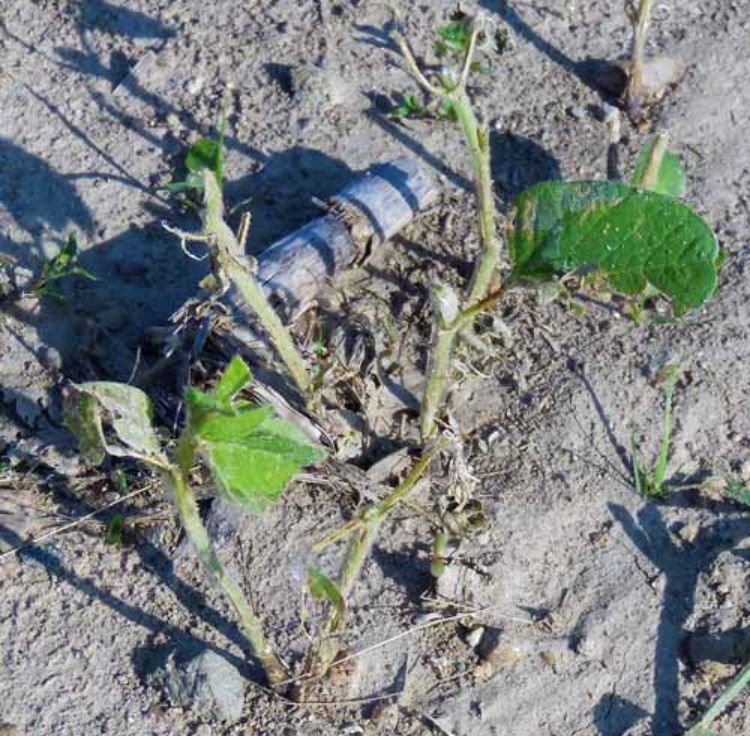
(632, 139, 686, 197)
(436, 20, 470, 55)
(724, 479, 750, 508)
(684, 729, 719, 736)
(65, 382, 161, 461)
(308, 567, 345, 627)
(188, 356, 325, 508)
(186, 138, 221, 176)
(105, 514, 124, 545)
(509, 181, 721, 314)
(214, 355, 252, 402)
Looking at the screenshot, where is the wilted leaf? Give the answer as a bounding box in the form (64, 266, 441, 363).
(632, 139, 686, 197)
(66, 382, 161, 461)
(63, 389, 107, 465)
(510, 181, 721, 314)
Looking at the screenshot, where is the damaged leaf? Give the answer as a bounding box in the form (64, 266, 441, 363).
(509, 181, 721, 314)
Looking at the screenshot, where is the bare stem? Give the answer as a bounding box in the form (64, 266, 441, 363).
(624, 0, 653, 118)
(306, 449, 437, 682)
(200, 171, 311, 396)
(168, 434, 288, 689)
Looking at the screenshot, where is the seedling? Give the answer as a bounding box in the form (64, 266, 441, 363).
(64, 355, 324, 688)
(630, 364, 679, 500)
(623, 0, 653, 120)
(0, 233, 95, 304)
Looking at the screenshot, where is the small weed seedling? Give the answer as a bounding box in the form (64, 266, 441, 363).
(64, 355, 324, 688)
(0, 233, 95, 304)
(630, 364, 680, 500)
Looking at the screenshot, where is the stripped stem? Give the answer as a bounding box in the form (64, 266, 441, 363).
(201, 171, 311, 396)
(307, 448, 437, 681)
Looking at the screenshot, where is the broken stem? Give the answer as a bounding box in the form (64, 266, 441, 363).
(420, 283, 461, 441)
(624, 0, 653, 117)
(201, 171, 311, 396)
(167, 434, 288, 689)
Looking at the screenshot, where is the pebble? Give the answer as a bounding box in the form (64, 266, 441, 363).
(567, 105, 586, 120)
(465, 626, 485, 649)
(159, 648, 245, 723)
(185, 76, 205, 95)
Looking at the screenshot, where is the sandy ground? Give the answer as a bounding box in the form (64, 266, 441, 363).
(1, 1, 749, 734)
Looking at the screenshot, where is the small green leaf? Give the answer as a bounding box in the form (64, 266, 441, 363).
(632, 138, 686, 197)
(510, 181, 721, 314)
(186, 138, 221, 176)
(188, 357, 325, 509)
(684, 729, 719, 736)
(724, 479, 750, 507)
(105, 514, 124, 545)
(436, 20, 470, 55)
(66, 382, 161, 460)
(308, 567, 345, 627)
(214, 355, 252, 402)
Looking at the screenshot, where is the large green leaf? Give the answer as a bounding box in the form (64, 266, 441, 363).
(631, 139, 686, 197)
(64, 382, 161, 462)
(509, 181, 721, 314)
(186, 357, 324, 509)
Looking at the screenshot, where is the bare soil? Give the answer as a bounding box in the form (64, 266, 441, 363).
(1, 2, 749, 735)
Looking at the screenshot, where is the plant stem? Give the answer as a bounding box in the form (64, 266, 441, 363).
(635, 131, 669, 191)
(451, 90, 501, 306)
(201, 171, 311, 396)
(624, 0, 653, 118)
(420, 283, 461, 441)
(168, 434, 288, 689)
(307, 449, 437, 681)
(686, 659, 750, 734)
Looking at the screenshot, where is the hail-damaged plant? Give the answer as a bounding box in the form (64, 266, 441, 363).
(630, 364, 680, 500)
(302, 448, 438, 686)
(163, 126, 311, 397)
(623, 0, 653, 119)
(64, 355, 324, 689)
(391, 12, 721, 440)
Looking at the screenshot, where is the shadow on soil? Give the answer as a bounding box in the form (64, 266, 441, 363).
(574, 364, 750, 734)
(0, 468, 267, 687)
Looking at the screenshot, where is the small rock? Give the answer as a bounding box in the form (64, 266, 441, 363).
(478, 628, 528, 670)
(740, 457, 750, 482)
(567, 105, 586, 120)
(160, 648, 245, 723)
(674, 522, 700, 545)
(465, 626, 485, 650)
(185, 76, 205, 95)
(575, 608, 609, 661)
(435, 563, 487, 602)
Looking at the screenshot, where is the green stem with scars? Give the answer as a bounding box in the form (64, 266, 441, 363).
(167, 432, 288, 689)
(393, 22, 503, 439)
(202, 171, 311, 396)
(307, 449, 436, 682)
(685, 659, 750, 734)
